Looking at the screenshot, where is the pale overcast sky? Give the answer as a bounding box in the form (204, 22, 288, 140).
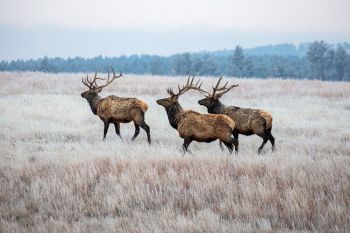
(0, 0, 349, 60)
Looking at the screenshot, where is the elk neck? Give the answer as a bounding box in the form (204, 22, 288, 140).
(87, 93, 102, 115)
(208, 100, 225, 114)
(165, 102, 184, 129)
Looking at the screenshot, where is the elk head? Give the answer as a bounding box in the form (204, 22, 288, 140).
(156, 76, 204, 108)
(198, 77, 238, 110)
(81, 67, 122, 100)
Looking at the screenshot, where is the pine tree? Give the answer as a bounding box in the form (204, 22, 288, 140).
(307, 41, 328, 80)
(232, 46, 245, 77)
(334, 46, 349, 81)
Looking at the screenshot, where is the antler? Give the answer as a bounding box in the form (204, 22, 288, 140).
(82, 67, 122, 91)
(93, 67, 123, 90)
(82, 72, 105, 90)
(82, 74, 92, 89)
(207, 77, 238, 98)
(167, 75, 205, 98)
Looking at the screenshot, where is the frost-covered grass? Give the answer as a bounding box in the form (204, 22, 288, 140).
(0, 72, 350, 233)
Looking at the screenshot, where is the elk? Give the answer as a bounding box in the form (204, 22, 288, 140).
(156, 76, 238, 155)
(81, 68, 151, 144)
(197, 77, 275, 154)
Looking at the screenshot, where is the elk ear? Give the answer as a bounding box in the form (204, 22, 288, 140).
(95, 87, 102, 93)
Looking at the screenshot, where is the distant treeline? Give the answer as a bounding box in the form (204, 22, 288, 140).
(1, 41, 349, 81)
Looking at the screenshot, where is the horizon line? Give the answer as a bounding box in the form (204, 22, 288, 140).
(2, 40, 349, 62)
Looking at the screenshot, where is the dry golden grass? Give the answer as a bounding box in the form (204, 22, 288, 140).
(0, 72, 350, 233)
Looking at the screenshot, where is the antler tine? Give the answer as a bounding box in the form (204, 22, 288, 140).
(189, 75, 195, 86)
(215, 81, 229, 91)
(211, 76, 223, 96)
(83, 75, 89, 84)
(174, 76, 189, 96)
(82, 74, 96, 89)
(93, 72, 98, 86)
(190, 77, 208, 95)
(175, 75, 208, 97)
(177, 75, 190, 93)
(86, 74, 92, 84)
(166, 87, 175, 97)
(213, 76, 223, 89)
(215, 84, 239, 97)
(214, 76, 239, 97)
(92, 67, 123, 90)
(82, 72, 108, 90)
(82, 78, 90, 88)
(111, 67, 123, 78)
(87, 72, 105, 88)
(207, 77, 239, 98)
(194, 77, 201, 87)
(177, 75, 192, 96)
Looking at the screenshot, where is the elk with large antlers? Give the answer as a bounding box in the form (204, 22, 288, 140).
(197, 77, 275, 154)
(156, 76, 238, 155)
(81, 68, 151, 144)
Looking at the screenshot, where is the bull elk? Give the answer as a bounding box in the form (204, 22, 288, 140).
(81, 68, 151, 144)
(197, 77, 275, 154)
(156, 76, 238, 155)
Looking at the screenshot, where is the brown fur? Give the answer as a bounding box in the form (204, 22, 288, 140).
(178, 110, 235, 142)
(97, 96, 148, 124)
(223, 106, 273, 135)
(156, 97, 238, 155)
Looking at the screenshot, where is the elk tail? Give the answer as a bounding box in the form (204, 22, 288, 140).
(265, 117, 273, 130)
(137, 102, 148, 112)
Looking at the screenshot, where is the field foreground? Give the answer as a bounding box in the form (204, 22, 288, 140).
(0, 72, 350, 233)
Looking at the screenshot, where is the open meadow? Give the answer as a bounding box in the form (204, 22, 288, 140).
(0, 72, 350, 233)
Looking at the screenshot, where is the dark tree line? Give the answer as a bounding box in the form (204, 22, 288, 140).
(0, 41, 349, 81)
(307, 41, 349, 81)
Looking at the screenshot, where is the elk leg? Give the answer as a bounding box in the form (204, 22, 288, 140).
(132, 123, 140, 141)
(233, 132, 239, 153)
(266, 128, 275, 152)
(258, 135, 269, 154)
(269, 135, 275, 152)
(103, 121, 110, 140)
(114, 123, 122, 139)
(182, 137, 193, 156)
(222, 141, 233, 154)
(139, 121, 151, 145)
(233, 139, 239, 154)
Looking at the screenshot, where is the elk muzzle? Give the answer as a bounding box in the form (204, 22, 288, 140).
(81, 91, 88, 99)
(156, 99, 165, 106)
(198, 98, 207, 106)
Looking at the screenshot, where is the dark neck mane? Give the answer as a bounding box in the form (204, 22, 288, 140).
(165, 102, 183, 129)
(87, 94, 101, 115)
(208, 100, 225, 114)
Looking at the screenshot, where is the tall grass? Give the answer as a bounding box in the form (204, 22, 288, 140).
(0, 72, 349, 232)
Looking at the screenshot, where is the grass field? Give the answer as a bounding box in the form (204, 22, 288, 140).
(0, 72, 350, 233)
